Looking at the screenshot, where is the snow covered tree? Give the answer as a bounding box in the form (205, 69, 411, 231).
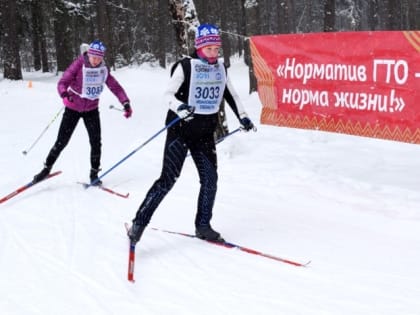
(169, 0, 200, 57)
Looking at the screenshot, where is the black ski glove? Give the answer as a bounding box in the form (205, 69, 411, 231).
(239, 117, 254, 131)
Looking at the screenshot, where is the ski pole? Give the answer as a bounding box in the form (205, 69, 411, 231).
(22, 107, 64, 155)
(86, 116, 181, 188)
(109, 104, 123, 112)
(186, 127, 244, 158)
(215, 127, 241, 145)
(213, 123, 257, 146)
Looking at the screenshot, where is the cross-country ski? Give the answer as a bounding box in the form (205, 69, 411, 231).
(77, 182, 129, 199)
(0, 171, 62, 204)
(151, 227, 310, 267)
(124, 223, 136, 282)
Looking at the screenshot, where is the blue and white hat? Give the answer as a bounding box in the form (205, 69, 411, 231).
(195, 24, 222, 49)
(88, 40, 106, 57)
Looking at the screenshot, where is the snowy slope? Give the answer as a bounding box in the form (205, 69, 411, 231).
(1, 60, 420, 315)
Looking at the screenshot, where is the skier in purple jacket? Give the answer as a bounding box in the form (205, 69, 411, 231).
(33, 40, 132, 185)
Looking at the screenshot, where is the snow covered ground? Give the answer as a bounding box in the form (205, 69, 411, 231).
(1, 60, 420, 315)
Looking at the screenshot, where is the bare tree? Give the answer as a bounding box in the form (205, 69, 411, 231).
(1, 0, 22, 80)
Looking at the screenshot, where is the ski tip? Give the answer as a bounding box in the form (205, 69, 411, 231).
(124, 222, 130, 232)
(290, 260, 311, 267)
(119, 192, 130, 199)
(76, 182, 89, 189)
(302, 260, 312, 267)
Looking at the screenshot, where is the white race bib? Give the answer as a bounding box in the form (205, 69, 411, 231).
(81, 65, 108, 100)
(188, 59, 226, 114)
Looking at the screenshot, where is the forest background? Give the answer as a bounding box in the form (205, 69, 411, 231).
(1, 0, 420, 82)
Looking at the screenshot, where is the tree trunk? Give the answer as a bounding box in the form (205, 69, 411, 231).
(1, 0, 23, 80)
(386, 0, 401, 30)
(407, 0, 420, 29)
(157, 0, 167, 68)
(278, 0, 295, 33)
(97, 0, 114, 69)
(221, 1, 231, 68)
(53, 0, 74, 72)
(367, 0, 379, 30)
(31, 1, 42, 71)
(243, 0, 259, 93)
(30, 0, 49, 72)
(40, 34, 50, 73)
(323, 0, 335, 32)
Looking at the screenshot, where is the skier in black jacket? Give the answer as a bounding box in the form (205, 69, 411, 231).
(127, 24, 254, 243)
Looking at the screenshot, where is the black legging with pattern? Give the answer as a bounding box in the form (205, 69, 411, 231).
(45, 107, 101, 170)
(133, 110, 218, 228)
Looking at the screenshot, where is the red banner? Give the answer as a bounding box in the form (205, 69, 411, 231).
(250, 31, 420, 143)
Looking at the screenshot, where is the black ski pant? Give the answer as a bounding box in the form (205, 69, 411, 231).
(133, 111, 218, 228)
(45, 107, 102, 170)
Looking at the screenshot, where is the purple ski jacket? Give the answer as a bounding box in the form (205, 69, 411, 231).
(57, 53, 129, 112)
